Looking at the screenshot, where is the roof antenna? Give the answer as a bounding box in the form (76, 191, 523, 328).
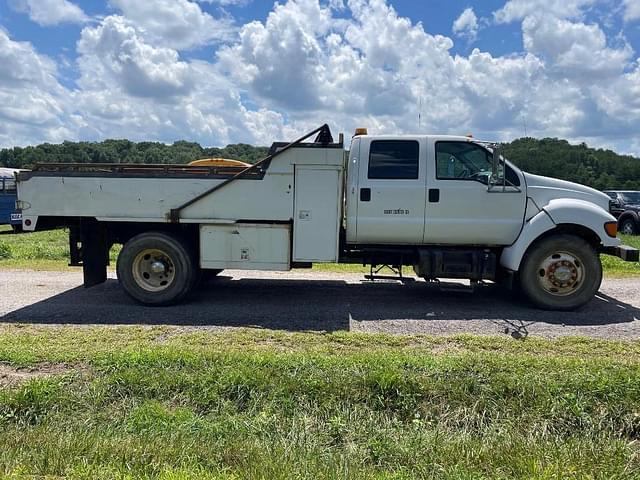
(418, 96, 422, 130)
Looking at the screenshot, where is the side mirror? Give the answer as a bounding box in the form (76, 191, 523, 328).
(489, 145, 503, 188)
(491, 146, 500, 180)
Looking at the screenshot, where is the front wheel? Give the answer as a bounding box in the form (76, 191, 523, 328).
(116, 232, 196, 306)
(519, 234, 602, 311)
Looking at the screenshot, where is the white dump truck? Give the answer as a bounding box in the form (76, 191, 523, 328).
(16, 125, 639, 310)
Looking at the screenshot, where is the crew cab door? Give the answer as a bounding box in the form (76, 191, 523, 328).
(354, 138, 426, 244)
(424, 140, 526, 245)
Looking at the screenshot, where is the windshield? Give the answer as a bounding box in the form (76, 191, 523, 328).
(1, 178, 16, 193)
(621, 192, 640, 204)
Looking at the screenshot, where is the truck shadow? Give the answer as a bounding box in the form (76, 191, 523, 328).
(2, 274, 639, 334)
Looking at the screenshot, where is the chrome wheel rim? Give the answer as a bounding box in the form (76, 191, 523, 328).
(132, 248, 176, 292)
(621, 222, 634, 235)
(537, 251, 584, 296)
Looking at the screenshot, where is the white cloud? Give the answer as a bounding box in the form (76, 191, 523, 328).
(522, 16, 632, 79)
(196, 0, 252, 5)
(72, 61, 288, 146)
(72, 15, 289, 146)
(8, 0, 87, 26)
(216, 0, 640, 151)
(623, 0, 640, 22)
(108, 0, 236, 50)
(0, 29, 75, 146)
(592, 65, 640, 126)
(452, 7, 478, 42)
(77, 16, 194, 99)
(493, 0, 596, 23)
(1, 0, 639, 157)
(218, 0, 338, 110)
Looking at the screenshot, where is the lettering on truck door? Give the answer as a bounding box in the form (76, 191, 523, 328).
(355, 138, 427, 244)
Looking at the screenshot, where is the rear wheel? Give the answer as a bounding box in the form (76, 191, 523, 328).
(620, 218, 638, 235)
(519, 234, 602, 311)
(116, 232, 196, 306)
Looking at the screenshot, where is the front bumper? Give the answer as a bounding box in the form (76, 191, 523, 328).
(602, 245, 639, 262)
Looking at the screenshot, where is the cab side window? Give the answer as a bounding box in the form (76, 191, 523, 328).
(436, 142, 491, 180)
(436, 141, 520, 186)
(368, 140, 419, 180)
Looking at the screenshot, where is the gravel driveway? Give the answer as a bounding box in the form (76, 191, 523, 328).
(1, 269, 639, 339)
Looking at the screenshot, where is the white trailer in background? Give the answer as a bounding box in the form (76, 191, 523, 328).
(16, 125, 639, 310)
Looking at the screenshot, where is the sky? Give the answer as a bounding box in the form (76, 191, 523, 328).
(0, 0, 639, 155)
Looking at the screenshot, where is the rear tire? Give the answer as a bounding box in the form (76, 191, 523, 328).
(11, 224, 22, 233)
(116, 232, 196, 306)
(519, 234, 602, 311)
(620, 218, 638, 235)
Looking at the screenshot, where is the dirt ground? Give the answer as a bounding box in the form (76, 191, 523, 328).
(0, 362, 76, 388)
(1, 269, 639, 339)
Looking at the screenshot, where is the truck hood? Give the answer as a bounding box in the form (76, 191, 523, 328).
(523, 172, 611, 212)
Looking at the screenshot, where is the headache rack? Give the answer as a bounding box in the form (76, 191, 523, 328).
(26, 162, 256, 177)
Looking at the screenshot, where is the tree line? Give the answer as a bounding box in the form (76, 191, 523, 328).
(1, 136, 639, 190)
(0, 140, 269, 169)
(500, 138, 640, 190)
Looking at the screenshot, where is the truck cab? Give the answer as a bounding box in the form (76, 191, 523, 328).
(345, 134, 526, 246)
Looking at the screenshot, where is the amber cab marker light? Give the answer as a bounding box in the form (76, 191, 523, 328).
(605, 221, 618, 238)
(354, 128, 368, 136)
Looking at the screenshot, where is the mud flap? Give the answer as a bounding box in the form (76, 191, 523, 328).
(72, 220, 110, 288)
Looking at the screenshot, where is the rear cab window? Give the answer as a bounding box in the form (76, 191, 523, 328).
(368, 140, 419, 180)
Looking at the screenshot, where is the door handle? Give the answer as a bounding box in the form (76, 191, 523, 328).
(428, 188, 440, 203)
(360, 188, 371, 202)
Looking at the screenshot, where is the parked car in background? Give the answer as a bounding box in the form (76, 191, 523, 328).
(0, 167, 23, 232)
(604, 190, 640, 235)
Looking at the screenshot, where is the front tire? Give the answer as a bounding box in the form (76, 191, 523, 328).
(519, 234, 602, 311)
(116, 232, 196, 306)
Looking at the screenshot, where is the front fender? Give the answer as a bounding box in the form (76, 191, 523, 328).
(500, 198, 620, 271)
(544, 198, 620, 247)
(500, 210, 555, 271)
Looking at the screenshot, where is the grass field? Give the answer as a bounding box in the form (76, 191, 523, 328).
(1, 225, 638, 276)
(0, 326, 639, 479)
